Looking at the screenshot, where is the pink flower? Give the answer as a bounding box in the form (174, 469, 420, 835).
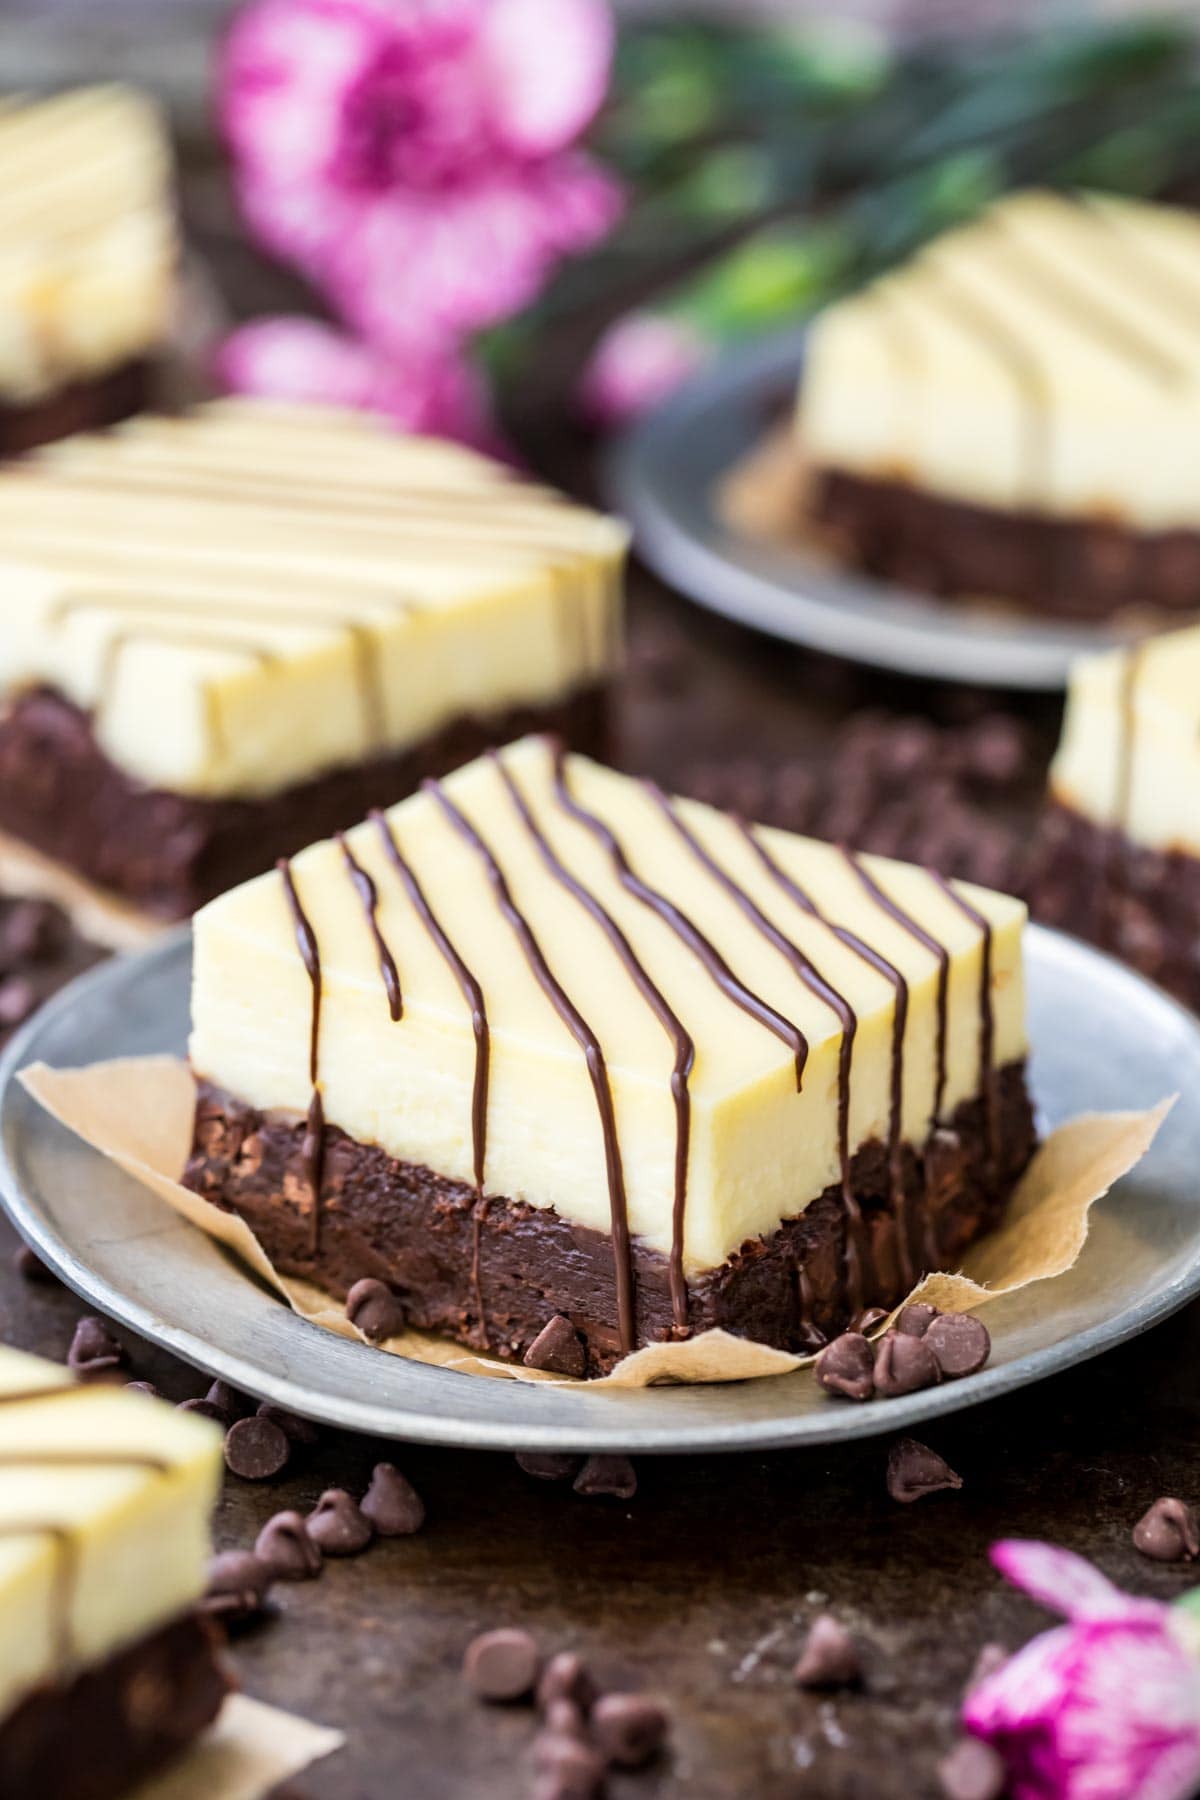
(579, 310, 710, 428)
(964, 1541, 1200, 1800)
(214, 315, 495, 446)
(220, 0, 622, 349)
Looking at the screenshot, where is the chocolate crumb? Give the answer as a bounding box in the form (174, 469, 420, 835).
(873, 1330, 940, 1398)
(256, 1510, 322, 1580)
(463, 1626, 540, 1702)
(361, 1462, 425, 1536)
(793, 1615, 861, 1689)
(344, 1276, 407, 1343)
(517, 1452, 581, 1484)
(573, 1454, 636, 1499)
(924, 1313, 991, 1380)
(591, 1692, 669, 1767)
(896, 1302, 939, 1338)
(307, 1488, 373, 1556)
(178, 1397, 230, 1426)
(537, 1651, 596, 1715)
(256, 1402, 320, 1447)
(815, 1331, 875, 1401)
(224, 1414, 291, 1481)
(887, 1438, 963, 1505)
(12, 1243, 55, 1284)
(1133, 1496, 1200, 1562)
(938, 1735, 1007, 1800)
(67, 1316, 126, 1380)
(524, 1315, 587, 1378)
(202, 1550, 274, 1623)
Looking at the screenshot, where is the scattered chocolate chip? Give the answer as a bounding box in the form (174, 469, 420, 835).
(463, 1627, 540, 1702)
(0, 977, 37, 1030)
(67, 1316, 126, 1380)
(1133, 1496, 1200, 1562)
(938, 1735, 1007, 1800)
(206, 1379, 252, 1419)
(573, 1454, 636, 1499)
(224, 1413, 291, 1481)
(591, 1692, 668, 1768)
(256, 1510, 322, 1580)
(12, 1243, 55, 1283)
(202, 1550, 274, 1623)
(537, 1651, 596, 1715)
(792, 1615, 861, 1689)
(0, 899, 63, 969)
(965, 1643, 1008, 1697)
(896, 1302, 939, 1338)
(873, 1330, 941, 1398)
(361, 1462, 425, 1536)
(307, 1488, 373, 1556)
(530, 1731, 606, 1799)
(543, 1699, 588, 1741)
(815, 1331, 875, 1401)
(123, 1380, 161, 1399)
(924, 1313, 991, 1380)
(849, 1306, 888, 1335)
(255, 1402, 319, 1447)
(523, 1315, 587, 1378)
(516, 1452, 581, 1484)
(344, 1276, 407, 1343)
(178, 1397, 230, 1425)
(886, 1438, 963, 1505)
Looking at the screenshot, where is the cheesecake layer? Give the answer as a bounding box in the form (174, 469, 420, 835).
(188, 736, 1027, 1357)
(802, 190, 1200, 533)
(0, 400, 627, 801)
(185, 1065, 1034, 1372)
(0, 87, 174, 402)
(0, 1343, 223, 1726)
(0, 683, 607, 917)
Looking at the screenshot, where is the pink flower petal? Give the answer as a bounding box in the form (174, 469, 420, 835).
(991, 1541, 1155, 1623)
(579, 310, 710, 427)
(480, 0, 615, 157)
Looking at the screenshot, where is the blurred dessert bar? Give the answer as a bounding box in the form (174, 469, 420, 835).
(183, 735, 1032, 1375)
(0, 400, 627, 918)
(801, 191, 1200, 620)
(1034, 625, 1200, 1007)
(0, 1343, 228, 1798)
(0, 85, 175, 452)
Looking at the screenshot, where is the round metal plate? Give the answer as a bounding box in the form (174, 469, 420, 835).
(0, 924, 1196, 1453)
(607, 326, 1128, 692)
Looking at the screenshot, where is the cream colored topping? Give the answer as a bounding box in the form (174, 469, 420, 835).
(0, 86, 175, 400)
(0, 400, 628, 797)
(801, 189, 1200, 529)
(1050, 623, 1200, 854)
(190, 736, 1027, 1273)
(0, 1344, 222, 1723)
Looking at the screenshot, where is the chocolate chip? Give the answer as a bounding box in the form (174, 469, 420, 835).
(12, 1243, 55, 1284)
(886, 1438, 963, 1505)
(307, 1488, 373, 1556)
(529, 1732, 606, 1799)
(0, 899, 63, 968)
(463, 1627, 540, 1701)
(252, 1511, 319, 1582)
(206, 1380, 252, 1420)
(516, 1452, 581, 1484)
(202, 1550, 274, 1623)
(873, 1331, 940, 1398)
(814, 1331, 874, 1401)
(792, 1615, 861, 1689)
(591, 1692, 669, 1768)
(124, 1380, 161, 1399)
(924, 1313, 991, 1380)
(849, 1306, 888, 1335)
(965, 1643, 1008, 1697)
(344, 1277, 407, 1343)
(224, 1414, 291, 1481)
(0, 977, 37, 1030)
(543, 1699, 587, 1741)
(537, 1651, 596, 1715)
(937, 1736, 1007, 1800)
(361, 1462, 425, 1536)
(1133, 1496, 1200, 1562)
(178, 1397, 230, 1425)
(896, 1302, 939, 1338)
(572, 1454, 636, 1499)
(523, 1315, 587, 1378)
(256, 1402, 319, 1447)
(67, 1316, 126, 1380)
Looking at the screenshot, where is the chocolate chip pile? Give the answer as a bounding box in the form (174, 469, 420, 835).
(461, 1630, 668, 1799)
(0, 894, 104, 1048)
(815, 1303, 991, 1403)
(515, 1450, 637, 1499)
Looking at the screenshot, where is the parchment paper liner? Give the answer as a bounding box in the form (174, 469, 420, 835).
(131, 1694, 341, 1800)
(0, 828, 165, 952)
(21, 1057, 1171, 1388)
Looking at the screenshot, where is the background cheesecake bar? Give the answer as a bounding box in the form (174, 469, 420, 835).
(1034, 625, 1200, 1008)
(801, 190, 1200, 620)
(184, 737, 1033, 1375)
(0, 400, 627, 918)
(0, 85, 175, 453)
(0, 1342, 228, 1799)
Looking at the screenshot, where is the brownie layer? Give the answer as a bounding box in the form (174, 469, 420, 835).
(184, 1064, 1035, 1375)
(0, 684, 610, 918)
(1032, 801, 1200, 1011)
(813, 468, 1200, 622)
(0, 1611, 229, 1800)
(0, 358, 151, 458)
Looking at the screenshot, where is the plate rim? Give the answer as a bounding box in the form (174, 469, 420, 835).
(0, 923, 1197, 1453)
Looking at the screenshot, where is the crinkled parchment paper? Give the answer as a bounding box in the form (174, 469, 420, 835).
(21, 1057, 1171, 1388)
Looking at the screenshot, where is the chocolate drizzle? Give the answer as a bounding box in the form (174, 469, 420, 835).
(844, 849, 949, 1127)
(337, 833, 402, 1021)
(276, 858, 325, 1253)
(424, 776, 637, 1356)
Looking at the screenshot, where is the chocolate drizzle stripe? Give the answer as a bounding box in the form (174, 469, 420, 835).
(931, 874, 998, 1161)
(337, 834, 402, 1021)
(277, 859, 325, 1254)
(425, 776, 637, 1356)
(844, 849, 949, 1128)
(550, 749, 808, 1089)
(0, 1521, 74, 1662)
(490, 751, 693, 1331)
